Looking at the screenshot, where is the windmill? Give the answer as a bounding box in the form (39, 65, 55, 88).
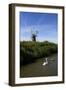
(31, 29, 38, 42)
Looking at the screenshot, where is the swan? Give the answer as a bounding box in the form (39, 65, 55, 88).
(42, 58, 48, 66)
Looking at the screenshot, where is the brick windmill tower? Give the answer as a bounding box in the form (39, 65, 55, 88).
(31, 30, 38, 42)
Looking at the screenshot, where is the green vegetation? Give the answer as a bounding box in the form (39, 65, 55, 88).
(20, 41, 58, 65)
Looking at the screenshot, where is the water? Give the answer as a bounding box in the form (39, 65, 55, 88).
(20, 54, 58, 77)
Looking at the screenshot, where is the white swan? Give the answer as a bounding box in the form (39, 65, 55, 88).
(42, 58, 48, 66)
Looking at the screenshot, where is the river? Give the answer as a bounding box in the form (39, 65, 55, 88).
(20, 54, 58, 77)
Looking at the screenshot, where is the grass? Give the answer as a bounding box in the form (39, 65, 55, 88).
(20, 41, 58, 65)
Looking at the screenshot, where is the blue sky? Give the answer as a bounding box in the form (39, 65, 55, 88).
(20, 12, 58, 43)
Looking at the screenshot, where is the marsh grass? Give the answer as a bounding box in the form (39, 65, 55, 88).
(20, 41, 57, 65)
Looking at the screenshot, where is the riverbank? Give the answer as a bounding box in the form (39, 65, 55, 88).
(20, 41, 58, 65)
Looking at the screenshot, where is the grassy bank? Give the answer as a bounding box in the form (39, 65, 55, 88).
(20, 41, 58, 65)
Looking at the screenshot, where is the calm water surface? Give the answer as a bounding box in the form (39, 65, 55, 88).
(20, 54, 58, 77)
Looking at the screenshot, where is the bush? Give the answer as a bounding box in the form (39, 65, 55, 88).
(20, 41, 58, 65)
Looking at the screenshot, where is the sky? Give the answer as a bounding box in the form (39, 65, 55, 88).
(20, 12, 58, 43)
